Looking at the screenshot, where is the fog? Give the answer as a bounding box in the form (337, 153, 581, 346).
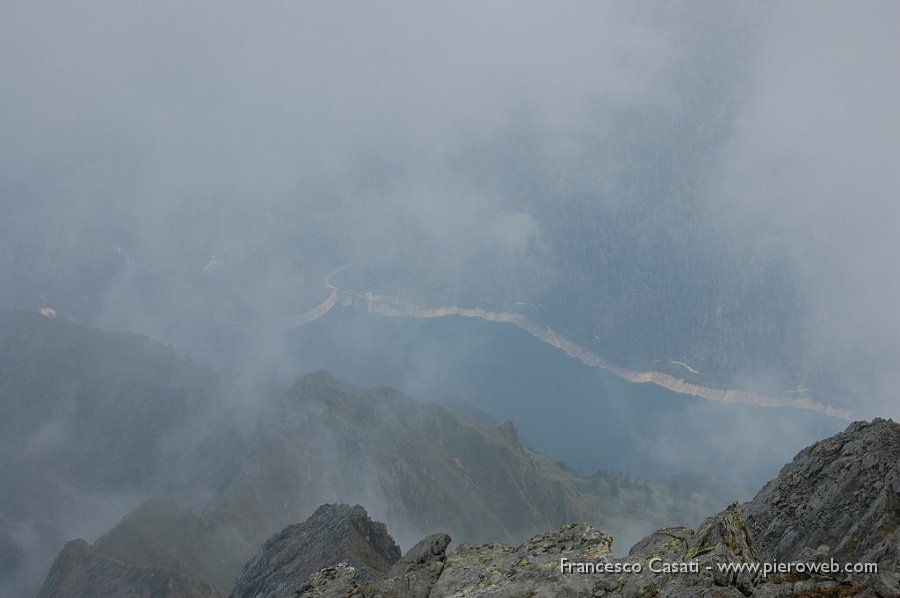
(1, 2, 898, 592)
(2, 0, 897, 436)
(713, 3, 900, 415)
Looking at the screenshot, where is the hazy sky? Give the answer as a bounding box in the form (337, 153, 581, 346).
(714, 3, 900, 413)
(1, 1, 898, 414)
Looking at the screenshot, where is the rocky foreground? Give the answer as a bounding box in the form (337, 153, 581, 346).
(39, 418, 899, 597)
(227, 419, 898, 598)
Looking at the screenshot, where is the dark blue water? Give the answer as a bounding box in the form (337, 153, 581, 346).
(241, 306, 844, 493)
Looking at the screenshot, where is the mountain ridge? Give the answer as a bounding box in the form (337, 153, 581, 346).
(0, 310, 736, 596)
(224, 418, 899, 597)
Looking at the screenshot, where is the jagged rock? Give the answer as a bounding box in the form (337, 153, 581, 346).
(745, 418, 899, 563)
(745, 419, 900, 571)
(295, 564, 364, 598)
(428, 504, 763, 597)
(429, 522, 614, 597)
(387, 533, 452, 576)
(367, 533, 451, 598)
(612, 503, 761, 597)
(296, 533, 452, 598)
(743, 418, 900, 597)
(37, 538, 220, 598)
(293, 506, 760, 597)
(230, 504, 400, 598)
(242, 416, 900, 596)
(294, 498, 893, 597)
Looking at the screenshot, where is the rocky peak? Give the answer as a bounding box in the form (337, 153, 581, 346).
(229, 504, 400, 598)
(237, 511, 451, 598)
(745, 418, 900, 566)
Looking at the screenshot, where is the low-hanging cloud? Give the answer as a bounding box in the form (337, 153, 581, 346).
(0, 2, 896, 419)
(710, 1, 900, 416)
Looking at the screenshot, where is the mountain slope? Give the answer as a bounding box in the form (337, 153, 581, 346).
(226, 419, 900, 597)
(36, 539, 217, 598)
(0, 310, 216, 597)
(1, 310, 731, 596)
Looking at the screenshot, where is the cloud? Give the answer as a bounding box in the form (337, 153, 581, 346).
(709, 1, 900, 415)
(3, 4, 898, 593)
(0, 0, 679, 337)
(0, 2, 896, 409)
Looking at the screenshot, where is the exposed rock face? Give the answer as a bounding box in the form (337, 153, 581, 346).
(291, 504, 761, 597)
(430, 522, 614, 597)
(295, 533, 452, 598)
(37, 539, 219, 598)
(289, 499, 899, 597)
(745, 418, 900, 567)
(230, 504, 401, 598)
(621, 503, 763, 597)
(429, 503, 763, 598)
(294, 564, 363, 598)
(370, 533, 452, 598)
(247, 419, 900, 598)
(233, 508, 450, 598)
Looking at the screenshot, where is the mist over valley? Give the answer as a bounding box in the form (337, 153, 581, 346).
(1, 2, 897, 596)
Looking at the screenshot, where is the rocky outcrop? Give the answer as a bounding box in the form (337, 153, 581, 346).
(430, 522, 614, 597)
(372, 533, 452, 598)
(231, 505, 450, 598)
(230, 504, 401, 598)
(37, 539, 219, 598)
(428, 503, 763, 598)
(283, 504, 761, 598)
(295, 533, 452, 598)
(240, 419, 900, 598)
(745, 418, 899, 565)
(284, 499, 898, 597)
(745, 418, 900, 596)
